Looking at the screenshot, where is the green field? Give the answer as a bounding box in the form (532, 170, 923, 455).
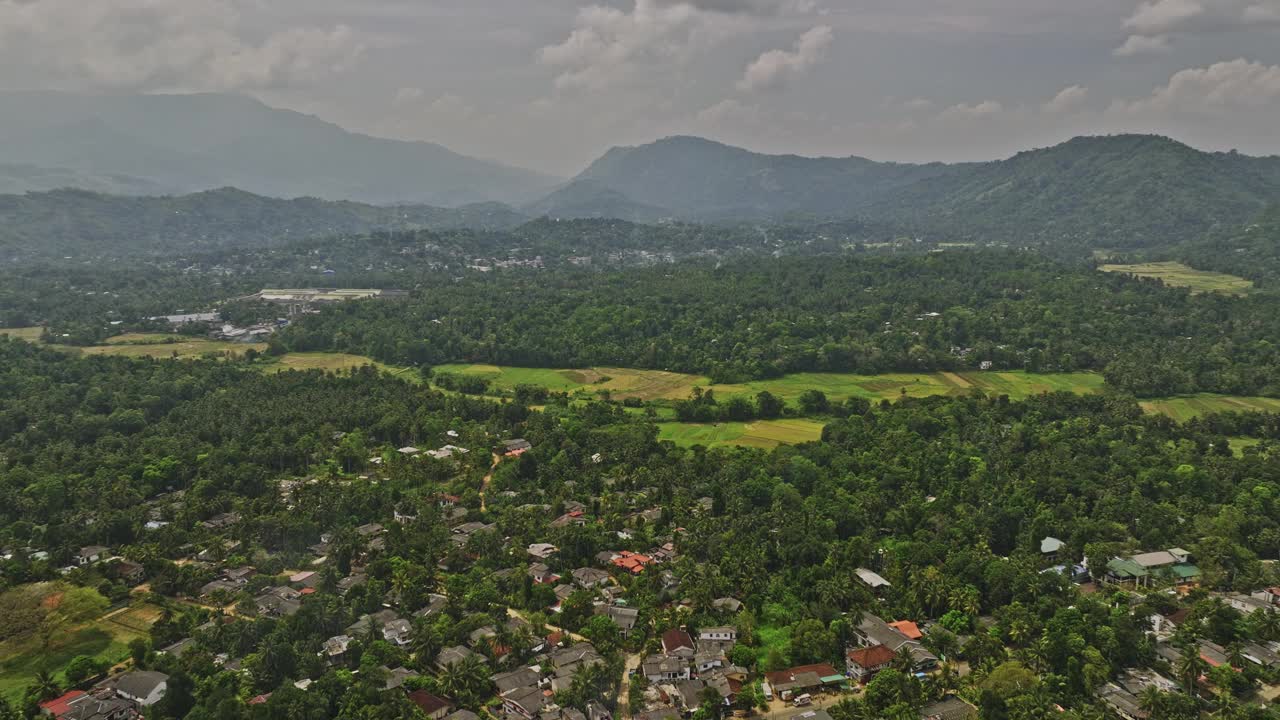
(0, 604, 160, 703)
(435, 364, 1104, 406)
(1099, 261, 1253, 295)
(657, 419, 825, 449)
(0, 327, 44, 342)
(1230, 437, 1266, 457)
(103, 332, 187, 345)
(1139, 395, 1280, 422)
(55, 339, 266, 360)
(265, 352, 418, 380)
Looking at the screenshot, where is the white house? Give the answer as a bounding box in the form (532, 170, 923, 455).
(114, 671, 169, 706)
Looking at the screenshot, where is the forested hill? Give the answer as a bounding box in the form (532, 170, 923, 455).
(536, 134, 1280, 249)
(1180, 204, 1280, 285)
(0, 188, 529, 262)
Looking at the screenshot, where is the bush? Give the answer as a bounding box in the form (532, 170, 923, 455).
(64, 655, 107, 683)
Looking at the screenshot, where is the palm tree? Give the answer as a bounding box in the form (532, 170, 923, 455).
(439, 653, 490, 706)
(32, 669, 59, 701)
(1176, 648, 1208, 696)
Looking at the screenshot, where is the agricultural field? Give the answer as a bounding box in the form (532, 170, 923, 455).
(0, 326, 44, 342)
(102, 332, 187, 345)
(0, 603, 160, 703)
(657, 419, 825, 449)
(1099, 261, 1253, 295)
(437, 363, 1105, 406)
(265, 352, 419, 381)
(1230, 437, 1267, 457)
(55, 339, 266, 360)
(1139, 395, 1280, 422)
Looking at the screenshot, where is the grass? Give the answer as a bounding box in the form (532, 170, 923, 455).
(0, 603, 159, 704)
(657, 419, 825, 449)
(0, 327, 44, 342)
(434, 364, 710, 401)
(1099, 261, 1253, 295)
(1139, 395, 1280, 422)
(54, 340, 266, 360)
(103, 333, 186, 345)
(1230, 437, 1266, 457)
(264, 352, 421, 381)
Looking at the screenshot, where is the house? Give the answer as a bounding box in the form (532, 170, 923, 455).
(58, 694, 134, 720)
(468, 626, 498, 649)
(693, 651, 724, 673)
(642, 655, 691, 683)
(408, 691, 454, 720)
(612, 551, 654, 575)
(398, 447, 421, 457)
(110, 559, 145, 585)
(699, 626, 737, 642)
(255, 586, 302, 618)
(854, 615, 937, 670)
(414, 593, 449, 619)
(200, 512, 240, 530)
(1040, 537, 1065, 559)
(491, 667, 541, 695)
(224, 566, 256, 585)
(39, 690, 87, 719)
(711, 597, 742, 613)
(847, 644, 895, 681)
(437, 645, 482, 671)
(382, 666, 420, 691)
(661, 628, 696, 658)
(764, 664, 843, 697)
(528, 543, 559, 560)
(1225, 593, 1272, 615)
(854, 568, 891, 590)
(337, 573, 367, 595)
(528, 563, 556, 583)
(670, 679, 709, 711)
(1097, 683, 1146, 720)
(573, 567, 611, 588)
(290, 570, 319, 588)
(382, 619, 413, 646)
(920, 696, 978, 720)
(1106, 548, 1200, 588)
(888, 620, 923, 641)
(76, 546, 109, 566)
(503, 439, 533, 456)
(552, 511, 587, 528)
(603, 605, 639, 636)
(320, 635, 354, 664)
(114, 671, 169, 706)
(501, 685, 549, 719)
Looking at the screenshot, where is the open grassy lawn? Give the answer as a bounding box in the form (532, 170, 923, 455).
(1139, 395, 1280, 422)
(0, 327, 44, 342)
(0, 604, 159, 704)
(1230, 437, 1266, 457)
(1099, 261, 1253, 295)
(265, 352, 419, 381)
(56, 340, 266, 360)
(435, 364, 711, 400)
(658, 419, 825, 449)
(103, 333, 187, 345)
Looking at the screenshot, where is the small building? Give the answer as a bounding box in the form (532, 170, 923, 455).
(698, 626, 737, 642)
(642, 655, 690, 683)
(114, 670, 169, 706)
(572, 567, 611, 588)
(408, 691, 454, 720)
(854, 568, 891, 591)
(847, 644, 895, 681)
(1040, 536, 1065, 559)
(528, 543, 559, 560)
(76, 546, 109, 566)
(661, 628, 695, 658)
(920, 696, 978, 720)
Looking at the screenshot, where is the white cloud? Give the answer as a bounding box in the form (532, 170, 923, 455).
(1111, 58, 1280, 114)
(937, 99, 1004, 120)
(1115, 0, 1280, 55)
(737, 25, 833, 92)
(0, 0, 364, 92)
(1042, 84, 1089, 113)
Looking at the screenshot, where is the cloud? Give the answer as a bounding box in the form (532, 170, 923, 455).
(0, 0, 364, 92)
(937, 99, 1004, 120)
(1042, 84, 1089, 113)
(649, 0, 818, 15)
(1111, 58, 1280, 114)
(1115, 0, 1280, 55)
(737, 25, 833, 92)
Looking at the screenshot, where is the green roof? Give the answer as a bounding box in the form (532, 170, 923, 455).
(1170, 563, 1201, 579)
(820, 675, 846, 684)
(1106, 558, 1148, 578)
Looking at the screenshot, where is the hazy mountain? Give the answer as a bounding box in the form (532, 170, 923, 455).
(552, 135, 962, 220)
(524, 179, 673, 223)
(0, 92, 561, 206)
(537, 134, 1280, 249)
(0, 187, 528, 262)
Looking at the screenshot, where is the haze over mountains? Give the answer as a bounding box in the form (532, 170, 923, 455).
(0, 92, 560, 206)
(2, 92, 1279, 259)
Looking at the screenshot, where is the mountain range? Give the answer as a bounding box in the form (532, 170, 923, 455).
(0, 92, 560, 206)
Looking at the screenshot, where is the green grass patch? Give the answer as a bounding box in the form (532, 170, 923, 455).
(754, 624, 791, 667)
(1139, 395, 1280, 422)
(265, 353, 422, 382)
(1230, 437, 1266, 457)
(0, 327, 44, 342)
(657, 419, 825, 449)
(0, 604, 159, 704)
(1099, 261, 1253, 295)
(54, 340, 266, 360)
(103, 333, 185, 345)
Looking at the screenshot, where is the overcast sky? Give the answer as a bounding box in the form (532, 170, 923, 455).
(1, 0, 1278, 176)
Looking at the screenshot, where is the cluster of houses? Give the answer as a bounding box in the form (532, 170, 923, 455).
(637, 627, 746, 716)
(38, 671, 170, 720)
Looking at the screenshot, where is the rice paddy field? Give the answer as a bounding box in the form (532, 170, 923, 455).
(0, 326, 44, 341)
(1138, 395, 1280, 421)
(57, 339, 266, 359)
(1099, 261, 1253, 295)
(264, 352, 421, 381)
(657, 419, 826, 449)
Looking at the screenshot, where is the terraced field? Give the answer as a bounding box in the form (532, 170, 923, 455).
(1099, 261, 1253, 295)
(657, 419, 826, 449)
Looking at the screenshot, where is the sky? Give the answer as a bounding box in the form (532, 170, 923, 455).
(0, 0, 1278, 176)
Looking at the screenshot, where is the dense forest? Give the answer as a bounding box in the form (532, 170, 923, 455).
(278, 251, 1280, 396)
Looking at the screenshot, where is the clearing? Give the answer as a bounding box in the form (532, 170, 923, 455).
(264, 352, 419, 381)
(657, 419, 825, 449)
(0, 327, 44, 342)
(1099, 261, 1252, 295)
(55, 339, 266, 360)
(0, 603, 160, 704)
(1139, 395, 1280, 422)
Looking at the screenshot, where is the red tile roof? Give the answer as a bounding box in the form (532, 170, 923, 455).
(848, 644, 896, 669)
(662, 628, 694, 653)
(409, 690, 453, 715)
(889, 620, 923, 640)
(39, 690, 86, 718)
